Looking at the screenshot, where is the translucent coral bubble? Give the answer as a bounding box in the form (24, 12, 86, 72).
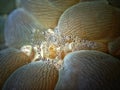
(4, 8, 45, 49)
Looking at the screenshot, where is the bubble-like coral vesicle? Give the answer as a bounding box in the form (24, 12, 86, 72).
(57, 0, 120, 58)
(0, 48, 33, 89)
(16, 0, 80, 29)
(3, 61, 58, 90)
(55, 50, 120, 90)
(4, 8, 46, 49)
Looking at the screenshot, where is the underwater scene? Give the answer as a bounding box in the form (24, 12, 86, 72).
(0, 0, 120, 90)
